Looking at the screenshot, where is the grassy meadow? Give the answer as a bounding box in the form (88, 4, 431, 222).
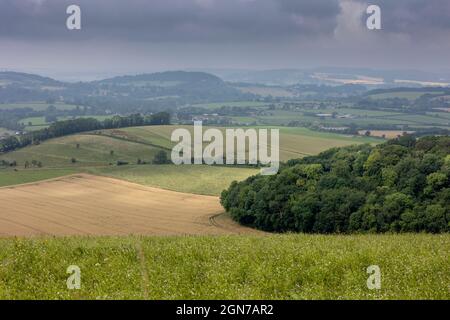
(0, 164, 257, 195)
(192, 101, 270, 109)
(0, 102, 78, 111)
(233, 109, 450, 129)
(1, 125, 380, 169)
(367, 91, 445, 100)
(20, 117, 48, 126)
(0, 234, 447, 300)
(0, 124, 384, 190)
(88, 164, 258, 196)
(108, 125, 380, 160)
(0, 168, 79, 187)
(0, 134, 163, 168)
(199, 97, 450, 130)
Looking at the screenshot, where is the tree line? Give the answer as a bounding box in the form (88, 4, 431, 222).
(221, 135, 450, 233)
(0, 112, 170, 153)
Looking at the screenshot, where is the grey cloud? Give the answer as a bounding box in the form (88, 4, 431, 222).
(280, 0, 340, 17)
(2, 0, 448, 44)
(0, 0, 449, 75)
(355, 0, 450, 37)
(0, 0, 342, 42)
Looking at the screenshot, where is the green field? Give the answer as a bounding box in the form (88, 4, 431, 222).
(231, 109, 450, 129)
(0, 134, 164, 168)
(1, 125, 381, 169)
(58, 115, 113, 122)
(101, 126, 177, 149)
(0, 234, 447, 299)
(368, 91, 445, 100)
(0, 168, 79, 187)
(199, 99, 450, 131)
(0, 124, 384, 191)
(24, 124, 50, 132)
(109, 125, 381, 160)
(24, 125, 50, 131)
(20, 117, 48, 126)
(0, 102, 78, 111)
(236, 86, 295, 98)
(273, 127, 380, 158)
(0, 164, 256, 195)
(192, 101, 270, 109)
(88, 165, 258, 196)
(386, 114, 450, 126)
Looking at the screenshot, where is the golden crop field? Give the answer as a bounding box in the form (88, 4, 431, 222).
(0, 174, 258, 237)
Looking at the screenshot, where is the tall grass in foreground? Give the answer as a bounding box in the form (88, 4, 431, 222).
(0, 234, 448, 300)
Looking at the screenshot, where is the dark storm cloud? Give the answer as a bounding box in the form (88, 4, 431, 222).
(1, 0, 448, 43)
(1, 0, 449, 75)
(0, 0, 342, 42)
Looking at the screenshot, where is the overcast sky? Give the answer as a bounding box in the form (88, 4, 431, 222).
(0, 0, 449, 80)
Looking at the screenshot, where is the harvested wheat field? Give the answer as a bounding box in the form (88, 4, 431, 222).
(0, 174, 257, 237)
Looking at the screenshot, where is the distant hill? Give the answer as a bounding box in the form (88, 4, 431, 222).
(0, 72, 64, 87)
(93, 71, 247, 105)
(98, 71, 223, 85)
(206, 69, 310, 86)
(0, 72, 68, 104)
(0, 71, 253, 109)
(0, 70, 226, 88)
(208, 67, 450, 87)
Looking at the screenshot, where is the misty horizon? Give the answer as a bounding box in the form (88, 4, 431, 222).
(2, 66, 450, 84)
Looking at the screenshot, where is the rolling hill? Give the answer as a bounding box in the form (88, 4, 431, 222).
(0, 72, 63, 88)
(0, 125, 379, 168)
(0, 124, 380, 195)
(0, 71, 251, 107)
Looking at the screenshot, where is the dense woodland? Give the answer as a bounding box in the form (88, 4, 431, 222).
(221, 135, 450, 233)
